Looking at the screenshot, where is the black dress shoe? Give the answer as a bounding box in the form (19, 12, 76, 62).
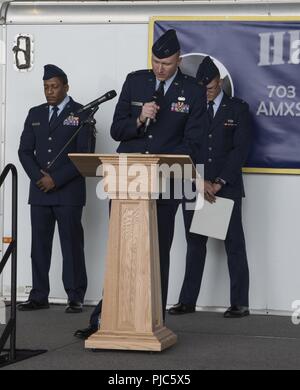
(168, 302, 195, 315)
(74, 325, 98, 339)
(224, 305, 250, 318)
(17, 300, 49, 311)
(65, 301, 83, 313)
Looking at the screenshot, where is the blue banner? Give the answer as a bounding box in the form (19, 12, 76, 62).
(151, 18, 300, 174)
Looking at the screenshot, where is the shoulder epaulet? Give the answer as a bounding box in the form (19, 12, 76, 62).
(229, 96, 248, 105)
(31, 102, 48, 111)
(230, 96, 247, 104)
(129, 69, 152, 76)
(183, 74, 195, 80)
(182, 74, 199, 88)
(182, 73, 197, 82)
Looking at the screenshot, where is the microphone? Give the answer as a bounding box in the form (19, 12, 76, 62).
(77, 90, 117, 113)
(144, 94, 159, 131)
(145, 117, 151, 128)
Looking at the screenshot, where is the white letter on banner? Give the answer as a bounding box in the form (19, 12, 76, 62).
(269, 102, 284, 116)
(258, 32, 285, 66)
(288, 31, 300, 64)
(256, 101, 269, 116)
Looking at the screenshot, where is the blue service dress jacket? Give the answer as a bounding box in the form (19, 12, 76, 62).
(110, 68, 206, 163)
(197, 93, 252, 199)
(18, 97, 95, 206)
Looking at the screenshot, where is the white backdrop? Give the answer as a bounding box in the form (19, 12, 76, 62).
(2, 22, 300, 313)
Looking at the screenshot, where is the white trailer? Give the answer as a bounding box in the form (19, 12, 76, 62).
(1, 1, 300, 314)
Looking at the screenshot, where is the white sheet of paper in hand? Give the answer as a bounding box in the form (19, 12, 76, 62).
(189, 195, 234, 240)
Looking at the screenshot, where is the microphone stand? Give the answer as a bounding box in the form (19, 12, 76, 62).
(46, 104, 99, 171)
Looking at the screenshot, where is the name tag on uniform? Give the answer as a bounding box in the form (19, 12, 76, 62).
(224, 119, 237, 127)
(171, 102, 190, 113)
(63, 115, 79, 126)
(32, 122, 40, 126)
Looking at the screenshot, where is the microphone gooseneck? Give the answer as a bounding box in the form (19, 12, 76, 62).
(77, 90, 117, 114)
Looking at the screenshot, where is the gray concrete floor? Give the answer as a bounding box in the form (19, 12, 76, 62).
(1, 305, 300, 370)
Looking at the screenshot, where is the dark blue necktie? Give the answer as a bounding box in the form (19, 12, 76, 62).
(156, 80, 165, 97)
(49, 106, 59, 127)
(207, 100, 215, 123)
(155, 80, 165, 106)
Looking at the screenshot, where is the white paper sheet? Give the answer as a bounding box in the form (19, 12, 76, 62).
(189, 195, 234, 240)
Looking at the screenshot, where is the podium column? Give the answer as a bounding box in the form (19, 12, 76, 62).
(85, 155, 177, 351)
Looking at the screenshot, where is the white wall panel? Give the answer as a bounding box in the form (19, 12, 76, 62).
(1, 6, 300, 313)
(3, 23, 148, 303)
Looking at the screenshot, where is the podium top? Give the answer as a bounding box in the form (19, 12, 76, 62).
(69, 153, 194, 177)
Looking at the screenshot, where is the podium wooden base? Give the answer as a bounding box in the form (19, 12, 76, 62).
(66, 154, 194, 353)
(85, 327, 177, 351)
(85, 198, 177, 352)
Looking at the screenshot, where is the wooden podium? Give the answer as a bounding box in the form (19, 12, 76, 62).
(69, 153, 194, 351)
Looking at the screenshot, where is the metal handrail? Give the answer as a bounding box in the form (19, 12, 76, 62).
(0, 164, 18, 362)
